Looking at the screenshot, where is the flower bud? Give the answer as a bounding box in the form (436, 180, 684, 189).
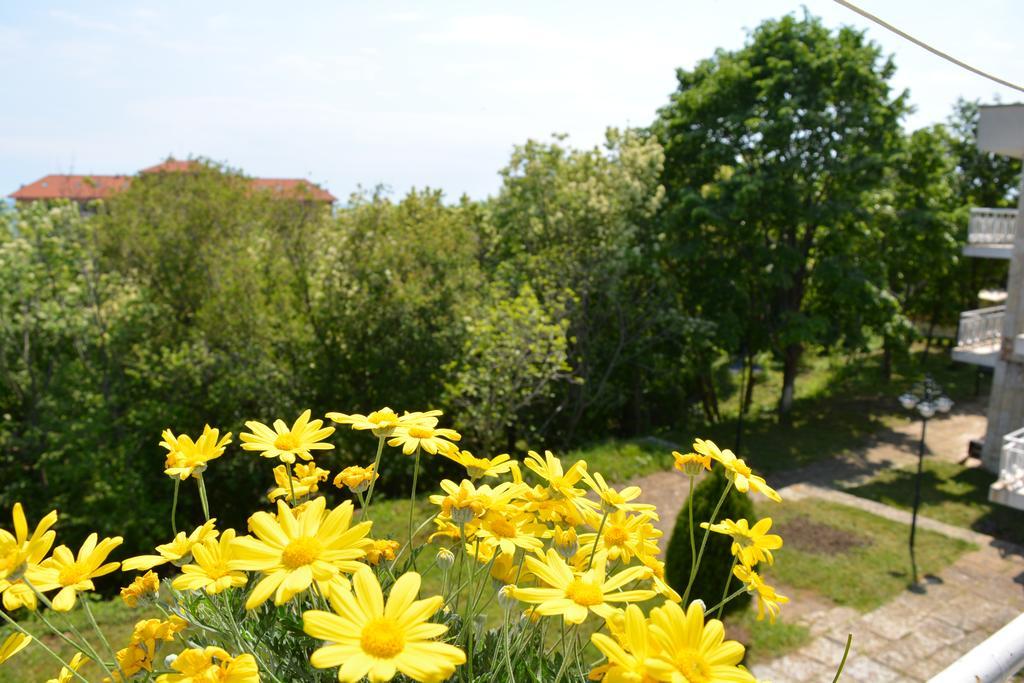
(436, 547, 455, 571)
(497, 584, 517, 611)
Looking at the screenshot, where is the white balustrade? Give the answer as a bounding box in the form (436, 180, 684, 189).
(969, 208, 1018, 245)
(957, 305, 1006, 347)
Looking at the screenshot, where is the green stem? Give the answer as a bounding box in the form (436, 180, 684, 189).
(171, 479, 180, 535)
(587, 510, 610, 571)
(287, 468, 297, 504)
(196, 473, 211, 521)
(687, 475, 696, 586)
(502, 610, 516, 683)
(0, 610, 90, 683)
(682, 480, 732, 605)
(832, 634, 853, 683)
(407, 447, 422, 571)
(705, 586, 747, 615)
(716, 557, 738, 619)
(23, 579, 109, 675)
(82, 597, 124, 681)
(361, 436, 386, 520)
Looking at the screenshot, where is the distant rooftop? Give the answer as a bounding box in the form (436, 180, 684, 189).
(9, 158, 335, 203)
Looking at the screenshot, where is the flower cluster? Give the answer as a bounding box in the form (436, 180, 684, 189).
(0, 406, 789, 683)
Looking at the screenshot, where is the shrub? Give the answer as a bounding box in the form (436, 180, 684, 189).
(666, 464, 754, 616)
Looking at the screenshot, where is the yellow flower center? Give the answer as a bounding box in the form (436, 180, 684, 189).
(360, 618, 405, 658)
(675, 651, 712, 683)
(274, 432, 301, 451)
(488, 518, 517, 538)
(566, 579, 604, 606)
(407, 426, 434, 439)
(604, 525, 629, 547)
(58, 563, 86, 586)
(281, 537, 322, 569)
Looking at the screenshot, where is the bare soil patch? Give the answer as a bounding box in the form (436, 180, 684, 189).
(775, 514, 872, 555)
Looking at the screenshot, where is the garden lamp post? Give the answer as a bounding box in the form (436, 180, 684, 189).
(898, 376, 953, 586)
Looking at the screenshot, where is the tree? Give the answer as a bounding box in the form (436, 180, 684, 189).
(443, 282, 575, 453)
(656, 12, 908, 418)
(948, 99, 1021, 209)
(484, 129, 691, 441)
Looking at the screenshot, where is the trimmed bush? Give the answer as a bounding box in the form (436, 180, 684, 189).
(665, 465, 753, 616)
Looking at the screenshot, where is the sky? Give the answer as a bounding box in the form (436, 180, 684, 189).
(2, 1, 1023, 201)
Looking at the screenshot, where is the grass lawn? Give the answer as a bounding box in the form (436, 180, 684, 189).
(758, 498, 976, 612)
(669, 344, 987, 475)
(845, 460, 1024, 546)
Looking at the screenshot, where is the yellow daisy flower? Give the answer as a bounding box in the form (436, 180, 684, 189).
(268, 462, 330, 502)
(155, 646, 259, 683)
(387, 423, 460, 456)
(333, 465, 379, 494)
(443, 450, 521, 481)
(240, 410, 335, 464)
(590, 604, 662, 682)
(45, 651, 88, 683)
(120, 570, 160, 607)
(647, 601, 754, 682)
(474, 512, 544, 557)
(701, 517, 783, 567)
(0, 502, 58, 582)
(303, 567, 466, 682)
(694, 440, 781, 502)
(0, 503, 58, 610)
(672, 450, 712, 476)
(29, 533, 123, 611)
(524, 450, 588, 501)
(576, 510, 661, 564)
(172, 529, 248, 595)
(365, 539, 400, 566)
(510, 549, 655, 624)
(122, 519, 219, 571)
(733, 565, 788, 623)
(230, 497, 371, 609)
(162, 425, 232, 480)
(0, 633, 31, 664)
(583, 472, 656, 515)
(327, 407, 406, 437)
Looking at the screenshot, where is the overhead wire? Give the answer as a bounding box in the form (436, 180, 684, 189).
(832, 0, 1024, 94)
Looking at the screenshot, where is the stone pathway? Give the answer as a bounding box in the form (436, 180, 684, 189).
(628, 401, 1024, 681)
(750, 483, 1024, 682)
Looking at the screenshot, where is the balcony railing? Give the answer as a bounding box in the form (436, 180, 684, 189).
(969, 208, 1018, 245)
(957, 305, 1005, 347)
(990, 426, 1024, 509)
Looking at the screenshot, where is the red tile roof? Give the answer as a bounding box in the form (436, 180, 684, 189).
(9, 174, 130, 201)
(9, 159, 335, 203)
(249, 178, 336, 202)
(139, 159, 203, 174)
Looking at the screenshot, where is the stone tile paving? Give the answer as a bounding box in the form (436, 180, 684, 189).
(749, 488, 1024, 682)
(632, 401, 1024, 680)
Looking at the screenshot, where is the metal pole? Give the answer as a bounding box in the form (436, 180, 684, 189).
(909, 416, 928, 585)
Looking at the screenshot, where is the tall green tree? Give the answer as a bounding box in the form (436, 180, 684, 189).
(656, 13, 908, 417)
(484, 129, 690, 441)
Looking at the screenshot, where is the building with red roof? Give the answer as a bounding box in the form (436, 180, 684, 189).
(9, 159, 335, 204)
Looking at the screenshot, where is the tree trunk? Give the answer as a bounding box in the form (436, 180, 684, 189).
(881, 336, 893, 382)
(778, 343, 801, 422)
(742, 354, 756, 415)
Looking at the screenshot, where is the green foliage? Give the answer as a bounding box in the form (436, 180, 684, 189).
(656, 12, 908, 413)
(443, 282, 575, 453)
(665, 467, 753, 616)
(485, 129, 692, 440)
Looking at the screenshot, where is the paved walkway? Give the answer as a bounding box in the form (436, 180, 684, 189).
(628, 401, 1024, 681)
(750, 483, 1024, 682)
